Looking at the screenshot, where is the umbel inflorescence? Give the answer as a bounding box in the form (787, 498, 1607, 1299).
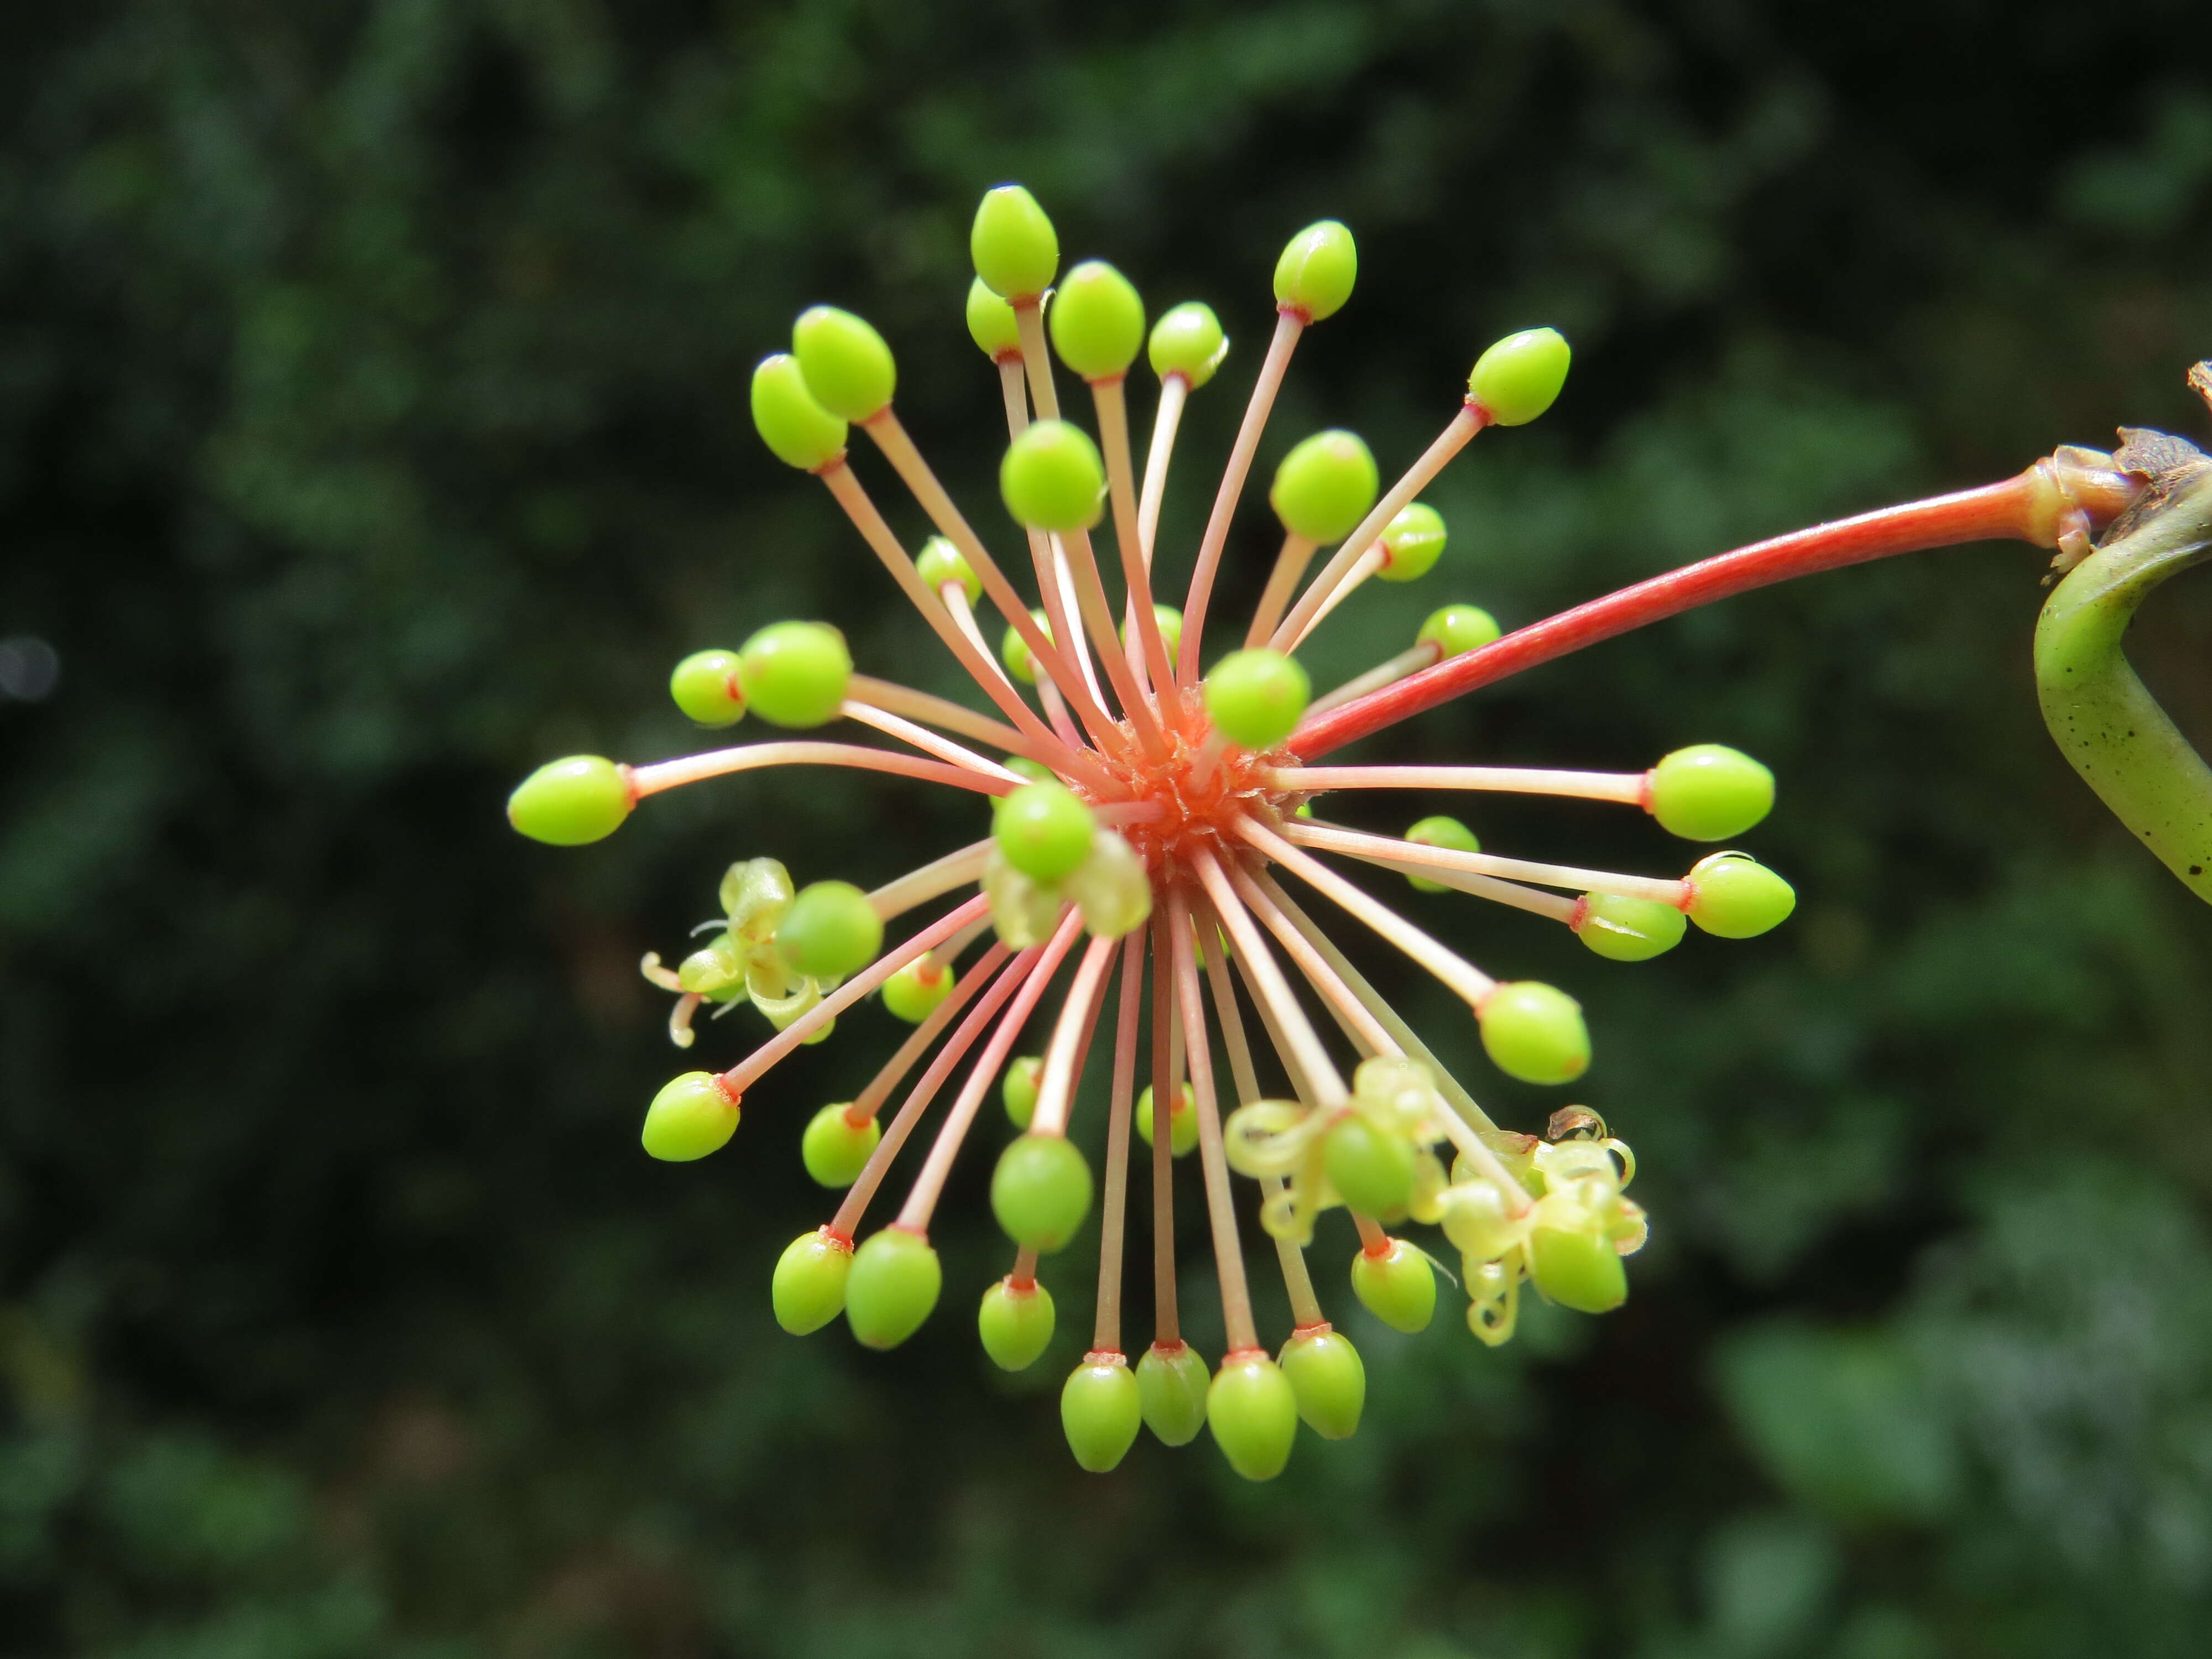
(507, 183, 2177, 1481)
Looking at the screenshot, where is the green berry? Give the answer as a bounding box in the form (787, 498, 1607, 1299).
(978, 1278, 1056, 1371)
(1648, 743, 1776, 841)
(508, 755, 633, 846)
(1417, 603, 1502, 658)
(1207, 1352, 1299, 1481)
(1003, 1055, 1044, 1129)
(776, 880, 882, 980)
(1323, 1114, 1417, 1219)
(1349, 1237, 1436, 1333)
(771, 1228, 852, 1334)
(972, 184, 1058, 300)
(801, 1103, 880, 1187)
(1000, 609, 1052, 684)
(966, 275, 1022, 361)
(1203, 649, 1311, 750)
(640, 1071, 739, 1162)
(990, 1133, 1093, 1253)
(736, 620, 851, 728)
(915, 534, 982, 604)
(844, 1227, 942, 1349)
(1402, 813, 1478, 895)
(1272, 220, 1357, 323)
(1279, 1327, 1365, 1439)
(1269, 430, 1378, 544)
(1121, 603, 1182, 662)
(1134, 1083, 1197, 1156)
(1528, 1202, 1627, 1314)
(669, 649, 747, 727)
(1048, 260, 1145, 382)
(1574, 892, 1688, 962)
(1147, 301, 1228, 388)
(749, 352, 847, 471)
(1004, 757, 1057, 786)
(1001, 419, 1107, 533)
(1478, 981, 1590, 1084)
(881, 956, 956, 1023)
(993, 779, 1097, 881)
(792, 304, 896, 422)
(1467, 327, 1571, 426)
(1377, 502, 1447, 583)
(1061, 1354, 1142, 1473)
(1136, 1341, 1211, 1446)
(1685, 852, 1796, 938)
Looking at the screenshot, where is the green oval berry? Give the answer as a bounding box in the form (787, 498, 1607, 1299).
(1402, 813, 1478, 895)
(972, 184, 1058, 300)
(1061, 1354, 1142, 1472)
(978, 1278, 1056, 1371)
(1136, 1341, 1211, 1446)
(771, 1228, 852, 1334)
(966, 275, 1022, 362)
(669, 649, 747, 727)
(915, 534, 982, 604)
(881, 956, 956, 1023)
(1467, 327, 1571, 426)
(1003, 1055, 1044, 1129)
(1478, 981, 1590, 1084)
(1574, 892, 1688, 962)
(508, 755, 633, 846)
(1269, 429, 1378, 544)
(1272, 220, 1357, 323)
(1134, 1083, 1197, 1157)
(1348, 1238, 1436, 1333)
(1686, 852, 1796, 938)
(1323, 1114, 1418, 1219)
(1048, 260, 1145, 382)
(749, 352, 847, 471)
(1204, 649, 1311, 750)
(1417, 603, 1502, 658)
(1648, 743, 1776, 841)
(844, 1226, 942, 1349)
(1121, 603, 1182, 663)
(1279, 1327, 1365, 1439)
(792, 304, 896, 422)
(1004, 757, 1057, 786)
(990, 1133, 1094, 1253)
(801, 1103, 880, 1187)
(1147, 301, 1228, 388)
(1207, 1352, 1299, 1481)
(1528, 1204, 1627, 1314)
(1001, 419, 1107, 533)
(640, 1071, 739, 1162)
(1000, 609, 1052, 685)
(776, 880, 881, 980)
(736, 620, 851, 728)
(1377, 502, 1447, 583)
(993, 779, 1097, 881)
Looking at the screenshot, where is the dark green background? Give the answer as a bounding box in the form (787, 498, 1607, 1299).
(6, 3, 2212, 1655)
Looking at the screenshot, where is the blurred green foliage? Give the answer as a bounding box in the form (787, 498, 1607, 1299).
(4, 2, 2212, 1655)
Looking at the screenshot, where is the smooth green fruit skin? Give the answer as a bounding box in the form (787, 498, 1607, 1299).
(801, 1103, 880, 1187)
(1575, 891, 1688, 962)
(750, 352, 847, 471)
(966, 275, 1022, 360)
(508, 755, 633, 846)
(669, 649, 747, 726)
(641, 1072, 738, 1162)
(1378, 502, 1447, 582)
(1270, 429, 1378, 544)
(776, 880, 882, 979)
(991, 1134, 1094, 1252)
(1280, 1328, 1366, 1439)
(737, 620, 852, 728)
(978, 1279, 1056, 1371)
(1148, 301, 1228, 387)
(1418, 604, 1502, 658)
(1479, 981, 1591, 1084)
(993, 780, 1097, 881)
(1273, 220, 1357, 322)
(1530, 1215, 1628, 1313)
(1468, 327, 1571, 426)
(1686, 854, 1797, 938)
(915, 535, 981, 603)
(1062, 1357, 1142, 1472)
(1207, 1353, 1300, 1481)
(1136, 1342, 1211, 1445)
(1004, 757, 1056, 786)
(1049, 260, 1145, 381)
(1649, 743, 1776, 840)
(1001, 420, 1107, 532)
(881, 958, 954, 1022)
(972, 184, 1058, 299)
(845, 1227, 942, 1349)
(1135, 1083, 1197, 1156)
(772, 1229, 852, 1334)
(1000, 610, 1050, 684)
(1349, 1240, 1436, 1333)
(1002, 1056, 1042, 1129)
(793, 304, 896, 421)
(1404, 813, 1478, 895)
(1323, 1115, 1417, 1219)
(1122, 603, 1182, 663)
(1204, 649, 1311, 750)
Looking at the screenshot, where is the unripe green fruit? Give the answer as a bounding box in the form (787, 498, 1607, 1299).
(793, 304, 896, 421)
(972, 184, 1059, 300)
(1478, 981, 1590, 1084)
(1207, 1352, 1299, 1481)
(990, 1133, 1094, 1252)
(1001, 419, 1107, 533)
(1279, 1328, 1365, 1439)
(1061, 1354, 1142, 1472)
(640, 1071, 739, 1161)
(1067, 828, 1152, 938)
(993, 779, 1097, 881)
(801, 1103, 880, 1187)
(1000, 609, 1052, 684)
(1049, 260, 1145, 382)
(1418, 603, 1502, 658)
(1349, 1238, 1436, 1333)
(736, 620, 851, 728)
(1121, 603, 1183, 662)
(777, 880, 882, 979)
(1136, 1341, 1211, 1445)
(1204, 649, 1311, 750)
(881, 956, 955, 1023)
(771, 1228, 852, 1334)
(1528, 1204, 1627, 1313)
(1269, 429, 1378, 544)
(966, 275, 1022, 361)
(1402, 813, 1478, 895)
(1272, 220, 1357, 323)
(1134, 1083, 1197, 1156)
(845, 1227, 942, 1348)
(750, 352, 847, 471)
(1378, 502, 1447, 582)
(915, 534, 981, 603)
(1686, 852, 1796, 938)
(1467, 327, 1571, 426)
(669, 649, 747, 727)
(1574, 892, 1688, 962)
(1002, 1055, 1044, 1129)
(1004, 757, 1056, 786)
(978, 1278, 1056, 1371)
(1322, 1114, 1417, 1219)
(1648, 743, 1776, 840)
(1148, 301, 1228, 387)
(508, 755, 633, 846)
